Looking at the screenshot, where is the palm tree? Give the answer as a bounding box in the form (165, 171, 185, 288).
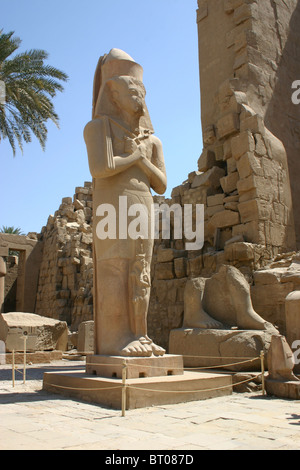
(0, 29, 68, 155)
(0, 226, 24, 256)
(0, 225, 24, 235)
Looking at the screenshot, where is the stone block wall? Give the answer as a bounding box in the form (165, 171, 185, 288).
(197, 0, 298, 250)
(195, 0, 296, 254)
(149, 0, 300, 350)
(35, 182, 94, 331)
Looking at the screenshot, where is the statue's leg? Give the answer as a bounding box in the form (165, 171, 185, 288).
(183, 278, 224, 329)
(96, 258, 154, 357)
(95, 258, 131, 355)
(227, 266, 277, 332)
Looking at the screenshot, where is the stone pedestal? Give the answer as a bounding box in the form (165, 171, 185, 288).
(43, 367, 232, 410)
(43, 353, 233, 410)
(266, 378, 300, 400)
(86, 354, 184, 379)
(169, 328, 274, 371)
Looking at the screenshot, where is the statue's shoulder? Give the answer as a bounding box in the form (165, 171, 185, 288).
(84, 115, 109, 139)
(149, 133, 163, 151)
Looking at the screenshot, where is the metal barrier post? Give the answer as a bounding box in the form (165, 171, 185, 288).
(260, 350, 265, 396)
(122, 361, 127, 417)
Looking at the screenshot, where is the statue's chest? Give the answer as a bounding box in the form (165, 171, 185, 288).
(110, 124, 152, 160)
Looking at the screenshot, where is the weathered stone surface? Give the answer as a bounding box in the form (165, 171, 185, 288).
(285, 291, 300, 373)
(224, 242, 255, 262)
(155, 262, 175, 280)
(202, 265, 276, 332)
(0, 312, 68, 352)
(266, 335, 300, 399)
(36, 182, 94, 330)
(217, 112, 239, 139)
(191, 166, 225, 189)
(77, 320, 94, 354)
(231, 131, 255, 160)
(169, 328, 271, 372)
(156, 247, 186, 263)
(210, 210, 240, 229)
(207, 193, 225, 207)
(220, 171, 239, 194)
(236, 152, 263, 179)
(198, 149, 216, 172)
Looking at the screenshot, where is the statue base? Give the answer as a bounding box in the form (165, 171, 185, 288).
(42, 354, 233, 410)
(169, 328, 275, 372)
(86, 354, 184, 379)
(266, 377, 300, 400)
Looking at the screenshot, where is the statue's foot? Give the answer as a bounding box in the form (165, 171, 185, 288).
(142, 335, 166, 357)
(184, 309, 224, 330)
(120, 338, 152, 357)
(118, 336, 166, 357)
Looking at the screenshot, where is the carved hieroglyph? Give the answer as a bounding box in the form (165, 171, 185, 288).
(84, 49, 167, 357)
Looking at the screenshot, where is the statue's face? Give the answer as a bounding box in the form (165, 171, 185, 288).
(110, 77, 146, 116)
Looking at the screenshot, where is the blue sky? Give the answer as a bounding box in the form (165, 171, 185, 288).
(1, 0, 202, 234)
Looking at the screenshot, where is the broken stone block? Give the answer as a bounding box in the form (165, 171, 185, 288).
(0, 312, 68, 352)
(220, 171, 239, 194)
(231, 131, 255, 160)
(155, 262, 175, 280)
(238, 199, 271, 224)
(77, 320, 94, 354)
(174, 258, 187, 279)
(210, 210, 240, 229)
(203, 125, 216, 146)
(266, 335, 300, 400)
(255, 134, 267, 156)
(285, 291, 300, 373)
(240, 114, 265, 135)
(207, 193, 225, 207)
(197, 149, 216, 172)
(156, 247, 186, 263)
(227, 157, 237, 173)
(192, 167, 225, 189)
(207, 205, 224, 218)
(224, 241, 255, 262)
(236, 152, 263, 179)
(217, 113, 240, 139)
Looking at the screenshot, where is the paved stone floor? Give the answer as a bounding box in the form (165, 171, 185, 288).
(0, 360, 300, 450)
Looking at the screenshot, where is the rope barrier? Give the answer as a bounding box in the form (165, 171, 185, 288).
(86, 356, 261, 371)
(182, 355, 261, 360)
(128, 375, 256, 394)
(184, 358, 260, 371)
(44, 374, 256, 395)
(12, 348, 266, 417)
(46, 383, 122, 392)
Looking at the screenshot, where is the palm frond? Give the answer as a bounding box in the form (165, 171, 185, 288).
(0, 29, 68, 155)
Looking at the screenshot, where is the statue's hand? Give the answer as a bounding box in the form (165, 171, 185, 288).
(124, 137, 138, 155)
(138, 143, 148, 160)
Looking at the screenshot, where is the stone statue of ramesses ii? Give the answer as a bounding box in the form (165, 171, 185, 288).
(84, 49, 167, 357)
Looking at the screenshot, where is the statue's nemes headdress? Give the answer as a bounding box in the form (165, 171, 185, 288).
(92, 48, 154, 132)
